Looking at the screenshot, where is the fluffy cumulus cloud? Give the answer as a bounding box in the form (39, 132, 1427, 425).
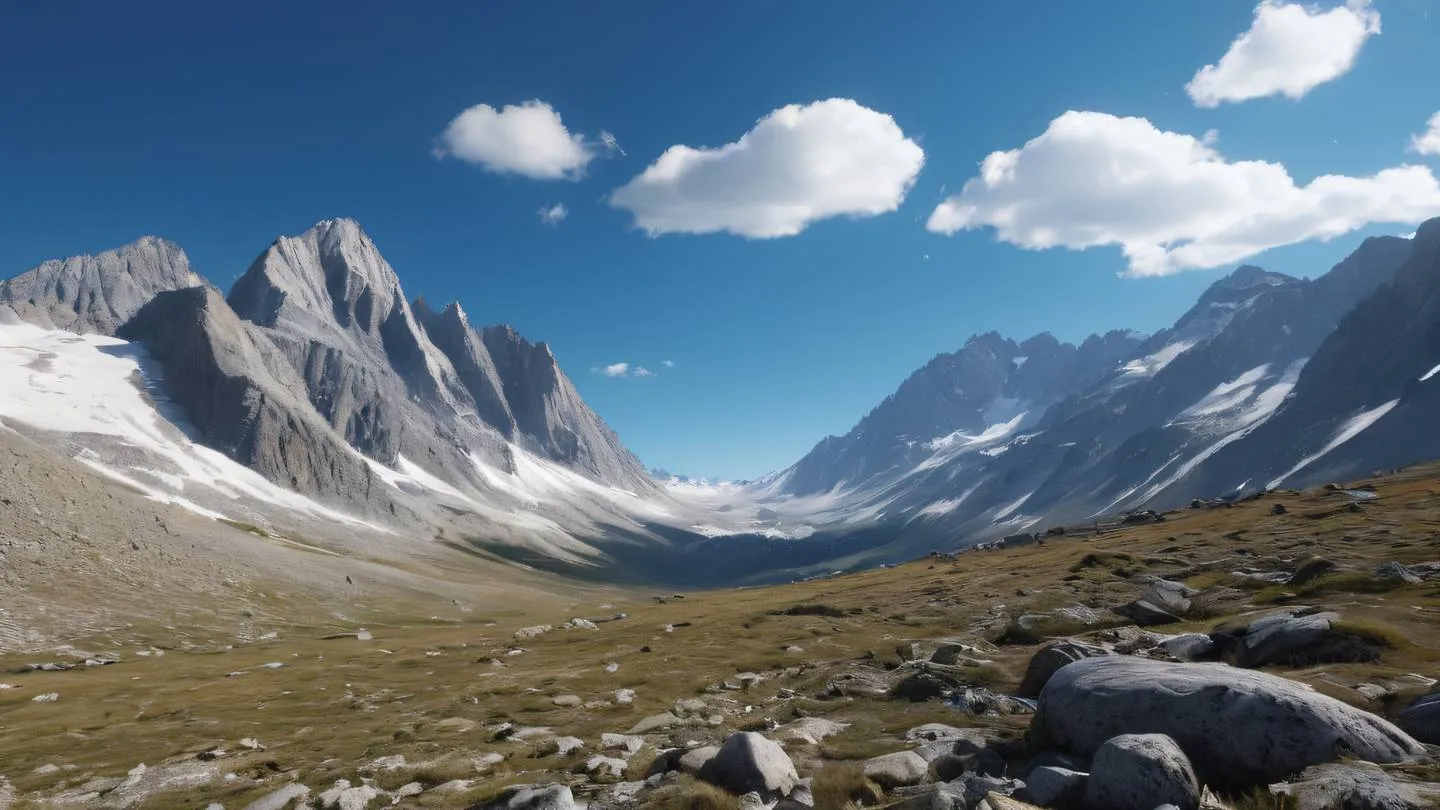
(1186, 0, 1380, 108)
(609, 98, 924, 238)
(537, 203, 568, 225)
(434, 100, 595, 180)
(926, 111, 1440, 276)
(1412, 112, 1440, 156)
(631, 366, 656, 378)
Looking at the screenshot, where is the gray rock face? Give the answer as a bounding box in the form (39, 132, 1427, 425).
(1, 237, 204, 335)
(1031, 656, 1425, 790)
(1081, 734, 1199, 810)
(1017, 640, 1112, 698)
(1228, 609, 1380, 668)
(117, 288, 387, 508)
(1398, 691, 1440, 744)
(471, 783, 576, 810)
(862, 750, 929, 789)
(1270, 762, 1440, 810)
(1022, 766, 1087, 808)
(699, 732, 799, 800)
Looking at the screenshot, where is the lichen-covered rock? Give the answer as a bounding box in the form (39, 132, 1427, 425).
(862, 750, 929, 789)
(1270, 762, 1440, 810)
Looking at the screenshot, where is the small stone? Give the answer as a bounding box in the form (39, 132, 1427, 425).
(551, 694, 582, 708)
(31, 692, 59, 703)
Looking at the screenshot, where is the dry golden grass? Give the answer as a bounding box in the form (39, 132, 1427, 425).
(1, 465, 1438, 805)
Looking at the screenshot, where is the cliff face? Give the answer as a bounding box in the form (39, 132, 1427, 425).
(0, 236, 205, 335)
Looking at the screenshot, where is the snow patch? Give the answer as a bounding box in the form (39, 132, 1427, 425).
(1120, 341, 1196, 377)
(1420, 363, 1440, 383)
(0, 323, 377, 529)
(1268, 399, 1401, 488)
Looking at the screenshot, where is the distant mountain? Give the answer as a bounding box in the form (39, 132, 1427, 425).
(0, 218, 663, 563)
(760, 230, 1422, 564)
(0, 237, 206, 335)
(781, 329, 1144, 496)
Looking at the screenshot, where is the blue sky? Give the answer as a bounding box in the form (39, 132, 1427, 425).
(3, 1, 1439, 479)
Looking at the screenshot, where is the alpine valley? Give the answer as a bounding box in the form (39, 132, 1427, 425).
(5, 218, 1440, 594)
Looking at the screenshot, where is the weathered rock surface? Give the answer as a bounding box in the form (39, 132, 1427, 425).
(1016, 640, 1112, 697)
(1398, 691, 1440, 744)
(1081, 734, 1199, 810)
(699, 732, 799, 800)
(1226, 609, 1381, 668)
(471, 783, 576, 810)
(1, 237, 204, 335)
(1270, 762, 1440, 810)
(1021, 766, 1086, 808)
(862, 750, 929, 789)
(1031, 656, 1425, 789)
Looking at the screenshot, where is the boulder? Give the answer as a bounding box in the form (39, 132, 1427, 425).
(1112, 599, 1181, 627)
(626, 712, 679, 735)
(241, 784, 312, 810)
(1021, 766, 1086, 808)
(678, 745, 720, 776)
(699, 732, 799, 800)
(1030, 657, 1426, 790)
(1141, 579, 1196, 615)
(1016, 640, 1112, 698)
(777, 717, 848, 745)
(585, 755, 627, 780)
(862, 750, 929, 789)
(1081, 734, 1199, 810)
(1375, 562, 1423, 585)
(931, 749, 1005, 781)
(471, 783, 576, 810)
(1227, 609, 1380, 668)
(1398, 691, 1440, 744)
(1155, 633, 1216, 662)
(601, 733, 644, 755)
(891, 671, 959, 702)
(1270, 762, 1440, 810)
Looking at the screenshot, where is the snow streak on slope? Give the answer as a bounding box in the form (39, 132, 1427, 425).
(1421, 363, 1440, 383)
(1119, 341, 1196, 378)
(1268, 399, 1402, 488)
(1139, 359, 1306, 503)
(0, 323, 376, 528)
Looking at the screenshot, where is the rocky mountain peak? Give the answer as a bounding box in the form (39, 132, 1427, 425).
(0, 236, 205, 335)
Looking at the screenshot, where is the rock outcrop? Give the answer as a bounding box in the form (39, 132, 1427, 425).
(1, 237, 205, 335)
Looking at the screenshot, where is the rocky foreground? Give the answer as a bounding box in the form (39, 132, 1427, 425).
(2, 470, 1440, 809)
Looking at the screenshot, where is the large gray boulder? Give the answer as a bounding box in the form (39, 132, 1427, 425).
(1030, 657, 1425, 790)
(699, 732, 799, 800)
(470, 783, 575, 810)
(1017, 640, 1112, 697)
(1398, 691, 1440, 744)
(1022, 766, 1086, 808)
(862, 750, 929, 789)
(1270, 762, 1440, 810)
(1081, 734, 1199, 810)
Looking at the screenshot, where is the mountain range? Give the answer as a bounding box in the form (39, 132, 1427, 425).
(3, 217, 1439, 584)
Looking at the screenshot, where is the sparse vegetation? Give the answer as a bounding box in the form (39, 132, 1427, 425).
(812, 761, 885, 808)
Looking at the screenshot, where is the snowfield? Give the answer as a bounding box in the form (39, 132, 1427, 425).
(0, 323, 376, 529)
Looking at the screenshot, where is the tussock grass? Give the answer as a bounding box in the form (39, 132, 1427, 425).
(812, 761, 885, 809)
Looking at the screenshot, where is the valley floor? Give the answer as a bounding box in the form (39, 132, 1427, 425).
(2, 450, 1439, 807)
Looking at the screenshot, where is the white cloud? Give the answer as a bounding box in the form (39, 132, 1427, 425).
(537, 203, 568, 226)
(661, 360, 675, 368)
(926, 110, 1440, 276)
(610, 98, 924, 238)
(591, 362, 658, 379)
(1411, 111, 1440, 156)
(434, 100, 595, 180)
(1186, 0, 1380, 108)
(600, 130, 625, 156)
